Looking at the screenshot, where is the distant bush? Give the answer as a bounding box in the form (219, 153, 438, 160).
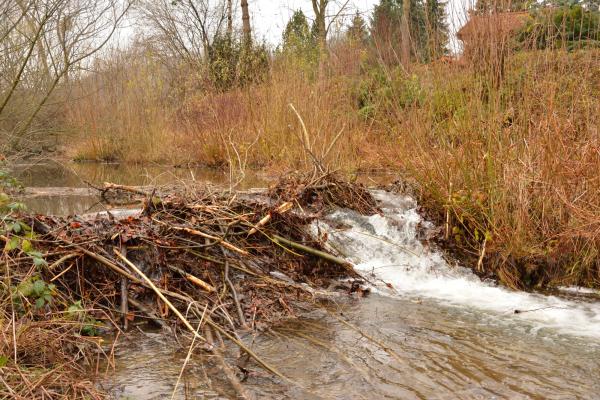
(208, 35, 270, 90)
(355, 65, 425, 120)
(519, 5, 600, 50)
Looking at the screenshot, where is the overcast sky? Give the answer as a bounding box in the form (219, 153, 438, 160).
(249, 0, 471, 52)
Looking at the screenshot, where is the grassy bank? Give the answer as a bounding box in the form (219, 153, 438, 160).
(385, 50, 600, 289)
(62, 46, 600, 289)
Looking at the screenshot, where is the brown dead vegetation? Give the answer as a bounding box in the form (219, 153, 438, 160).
(1, 174, 373, 399)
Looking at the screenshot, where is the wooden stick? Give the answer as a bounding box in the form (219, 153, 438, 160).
(153, 218, 249, 256)
(171, 306, 207, 400)
(164, 264, 216, 293)
(203, 317, 290, 383)
(46, 253, 79, 271)
(247, 201, 293, 236)
(102, 182, 147, 195)
(476, 236, 487, 272)
(272, 234, 352, 268)
(204, 326, 253, 400)
(120, 246, 129, 331)
(224, 261, 248, 329)
(114, 249, 205, 342)
(331, 313, 403, 364)
(81, 248, 141, 283)
(128, 297, 169, 330)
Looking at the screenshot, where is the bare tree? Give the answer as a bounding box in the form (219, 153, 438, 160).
(138, 0, 230, 66)
(312, 0, 328, 55)
(310, 0, 352, 60)
(0, 0, 132, 157)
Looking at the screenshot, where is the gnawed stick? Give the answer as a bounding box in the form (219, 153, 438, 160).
(152, 218, 249, 256)
(164, 264, 216, 293)
(114, 248, 206, 342)
(247, 201, 293, 236)
(272, 234, 352, 268)
(102, 182, 147, 196)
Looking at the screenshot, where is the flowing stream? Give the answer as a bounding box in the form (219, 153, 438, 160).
(13, 162, 600, 399)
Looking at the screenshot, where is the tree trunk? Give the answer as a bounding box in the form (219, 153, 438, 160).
(401, 0, 411, 69)
(227, 0, 233, 38)
(240, 0, 251, 46)
(312, 0, 327, 50)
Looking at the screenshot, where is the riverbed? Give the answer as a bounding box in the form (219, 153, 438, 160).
(13, 162, 600, 399)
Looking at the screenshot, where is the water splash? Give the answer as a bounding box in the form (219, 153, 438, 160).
(312, 190, 600, 339)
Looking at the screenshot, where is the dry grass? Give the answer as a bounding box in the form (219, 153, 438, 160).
(61, 33, 600, 288)
(65, 43, 386, 171)
(385, 49, 600, 288)
(0, 267, 106, 399)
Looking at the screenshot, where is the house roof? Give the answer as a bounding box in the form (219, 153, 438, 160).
(457, 11, 530, 41)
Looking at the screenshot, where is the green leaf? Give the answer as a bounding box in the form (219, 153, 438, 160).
(35, 297, 46, 309)
(5, 236, 20, 251)
(7, 202, 26, 211)
(67, 301, 84, 319)
(11, 223, 21, 233)
(81, 323, 98, 336)
(32, 279, 46, 296)
(0, 355, 8, 368)
(17, 280, 34, 297)
(33, 257, 47, 268)
(21, 239, 32, 253)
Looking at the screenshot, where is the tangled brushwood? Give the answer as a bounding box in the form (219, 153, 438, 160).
(270, 172, 381, 216)
(0, 174, 375, 399)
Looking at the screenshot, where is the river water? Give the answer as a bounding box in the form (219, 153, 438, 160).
(13, 162, 600, 399)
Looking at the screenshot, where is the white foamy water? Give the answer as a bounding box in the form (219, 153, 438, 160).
(312, 191, 600, 339)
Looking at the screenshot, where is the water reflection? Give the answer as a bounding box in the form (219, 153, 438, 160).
(12, 161, 272, 215)
(12, 161, 270, 189)
(23, 194, 104, 216)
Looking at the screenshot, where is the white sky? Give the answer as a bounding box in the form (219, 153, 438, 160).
(251, 0, 379, 44)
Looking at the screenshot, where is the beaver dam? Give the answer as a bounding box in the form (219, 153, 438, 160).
(3, 172, 600, 399)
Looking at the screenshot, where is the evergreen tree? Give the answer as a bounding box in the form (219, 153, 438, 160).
(347, 11, 370, 43)
(282, 10, 315, 57)
(425, 0, 449, 58)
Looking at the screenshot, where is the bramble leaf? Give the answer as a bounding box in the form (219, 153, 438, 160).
(21, 239, 32, 253)
(35, 297, 46, 309)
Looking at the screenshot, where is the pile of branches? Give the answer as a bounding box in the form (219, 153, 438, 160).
(270, 172, 381, 215)
(1, 174, 375, 399)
